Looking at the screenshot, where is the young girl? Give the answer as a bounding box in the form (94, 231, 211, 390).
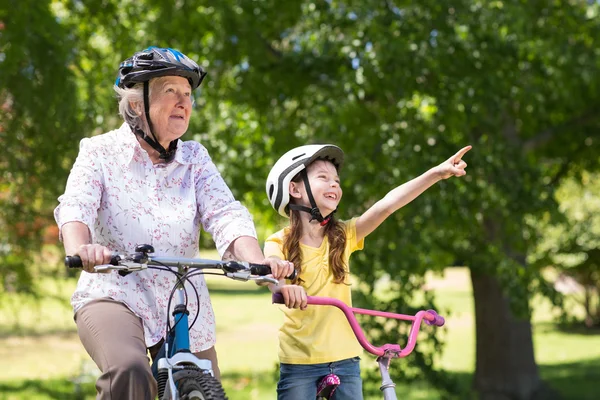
(264, 143, 471, 400)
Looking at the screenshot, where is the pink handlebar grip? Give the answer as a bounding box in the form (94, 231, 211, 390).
(272, 292, 285, 304)
(424, 309, 445, 327)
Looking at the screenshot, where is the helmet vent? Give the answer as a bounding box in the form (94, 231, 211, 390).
(291, 153, 306, 161)
(268, 184, 274, 200)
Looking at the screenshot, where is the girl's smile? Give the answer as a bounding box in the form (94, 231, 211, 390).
(304, 160, 342, 216)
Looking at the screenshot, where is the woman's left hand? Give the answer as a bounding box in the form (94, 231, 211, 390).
(263, 256, 296, 281)
(435, 145, 472, 180)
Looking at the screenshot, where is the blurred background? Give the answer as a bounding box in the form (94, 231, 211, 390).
(1, 0, 600, 399)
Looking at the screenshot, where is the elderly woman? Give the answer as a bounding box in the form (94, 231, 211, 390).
(54, 47, 304, 399)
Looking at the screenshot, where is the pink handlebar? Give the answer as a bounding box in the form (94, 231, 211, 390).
(272, 293, 444, 358)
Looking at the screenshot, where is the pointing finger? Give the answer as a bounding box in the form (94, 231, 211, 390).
(453, 145, 472, 163)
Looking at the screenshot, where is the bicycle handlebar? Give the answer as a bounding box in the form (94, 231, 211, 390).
(65, 245, 297, 282)
(272, 293, 444, 358)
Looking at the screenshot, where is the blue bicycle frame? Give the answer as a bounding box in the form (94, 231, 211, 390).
(151, 266, 214, 399)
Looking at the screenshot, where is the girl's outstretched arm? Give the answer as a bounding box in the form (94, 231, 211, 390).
(355, 145, 472, 241)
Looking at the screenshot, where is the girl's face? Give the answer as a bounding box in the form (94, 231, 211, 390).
(290, 160, 342, 217)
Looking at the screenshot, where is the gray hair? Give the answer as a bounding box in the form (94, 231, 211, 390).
(114, 83, 149, 133)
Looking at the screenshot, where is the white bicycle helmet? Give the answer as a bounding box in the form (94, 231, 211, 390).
(266, 144, 344, 219)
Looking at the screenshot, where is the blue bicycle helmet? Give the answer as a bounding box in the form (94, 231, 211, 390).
(114, 47, 207, 162)
(116, 47, 206, 90)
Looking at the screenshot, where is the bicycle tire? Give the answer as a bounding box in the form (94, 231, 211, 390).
(161, 369, 228, 400)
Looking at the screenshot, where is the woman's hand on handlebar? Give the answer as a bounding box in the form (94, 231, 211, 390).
(277, 284, 308, 310)
(263, 256, 295, 281)
(74, 244, 113, 273)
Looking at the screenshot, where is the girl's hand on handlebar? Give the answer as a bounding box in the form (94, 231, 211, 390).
(263, 256, 295, 281)
(75, 244, 113, 273)
(278, 285, 307, 310)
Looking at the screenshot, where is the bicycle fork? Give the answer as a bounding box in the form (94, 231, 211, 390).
(155, 286, 214, 399)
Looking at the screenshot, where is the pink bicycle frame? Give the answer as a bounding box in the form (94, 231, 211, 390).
(272, 293, 445, 399)
(272, 293, 444, 358)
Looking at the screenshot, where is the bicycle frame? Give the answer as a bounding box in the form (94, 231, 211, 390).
(66, 245, 283, 400)
(151, 264, 214, 400)
(272, 293, 444, 400)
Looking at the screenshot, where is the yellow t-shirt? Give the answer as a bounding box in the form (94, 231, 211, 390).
(264, 218, 365, 364)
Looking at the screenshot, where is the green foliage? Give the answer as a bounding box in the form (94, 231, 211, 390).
(0, 0, 81, 292)
(2, 0, 600, 395)
(531, 171, 600, 327)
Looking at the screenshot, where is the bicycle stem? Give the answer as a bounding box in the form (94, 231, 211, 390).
(378, 356, 398, 400)
(172, 287, 191, 354)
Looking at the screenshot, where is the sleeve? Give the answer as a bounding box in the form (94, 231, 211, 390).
(345, 217, 365, 254)
(263, 232, 285, 259)
(53, 138, 104, 241)
(194, 147, 257, 257)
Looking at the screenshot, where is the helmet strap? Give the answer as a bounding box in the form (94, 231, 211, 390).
(319, 214, 334, 226)
(287, 170, 336, 224)
(131, 81, 177, 163)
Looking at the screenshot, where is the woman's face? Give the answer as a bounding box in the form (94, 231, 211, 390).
(147, 76, 193, 146)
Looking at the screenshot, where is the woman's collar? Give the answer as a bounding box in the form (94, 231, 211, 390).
(120, 123, 206, 166)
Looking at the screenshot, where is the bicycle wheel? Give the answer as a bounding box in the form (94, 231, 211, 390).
(161, 369, 228, 400)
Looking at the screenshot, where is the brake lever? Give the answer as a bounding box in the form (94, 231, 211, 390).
(253, 276, 279, 285)
(94, 264, 124, 272)
(94, 262, 147, 274)
(226, 272, 252, 281)
(226, 272, 279, 285)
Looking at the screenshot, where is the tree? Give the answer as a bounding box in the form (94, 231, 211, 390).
(0, 0, 81, 292)
(0, 0, 151, 289)
(532, 172, 600, 328)
(3, 1, 600, 398)
(163, 2, 599, 398)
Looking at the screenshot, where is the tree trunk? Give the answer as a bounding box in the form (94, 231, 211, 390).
(584, 287, 593, 328)
(470, 269, 561, 400)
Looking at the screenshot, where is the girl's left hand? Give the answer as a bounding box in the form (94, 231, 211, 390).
(279, 284, 308, 310)
(263, 256, 295, 281)
(435, 145, 472, 180)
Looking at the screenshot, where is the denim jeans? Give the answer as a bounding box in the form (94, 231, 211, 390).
(277, 357, 363, 400)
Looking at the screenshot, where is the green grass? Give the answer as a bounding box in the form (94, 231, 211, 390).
(1, 266, 599, 399)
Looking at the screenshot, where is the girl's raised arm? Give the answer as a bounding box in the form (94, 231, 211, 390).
(355, 145, 471, 241)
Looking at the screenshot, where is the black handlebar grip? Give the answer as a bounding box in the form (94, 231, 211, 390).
(65, 255, 83, 268)
(249, 263, 298, 281)
(249, 263, 271, 276)
(287, 269, 298, 281)
(64, 254, 122, 269)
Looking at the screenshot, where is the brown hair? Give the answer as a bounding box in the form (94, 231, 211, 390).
(282, 168, 348, 285)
